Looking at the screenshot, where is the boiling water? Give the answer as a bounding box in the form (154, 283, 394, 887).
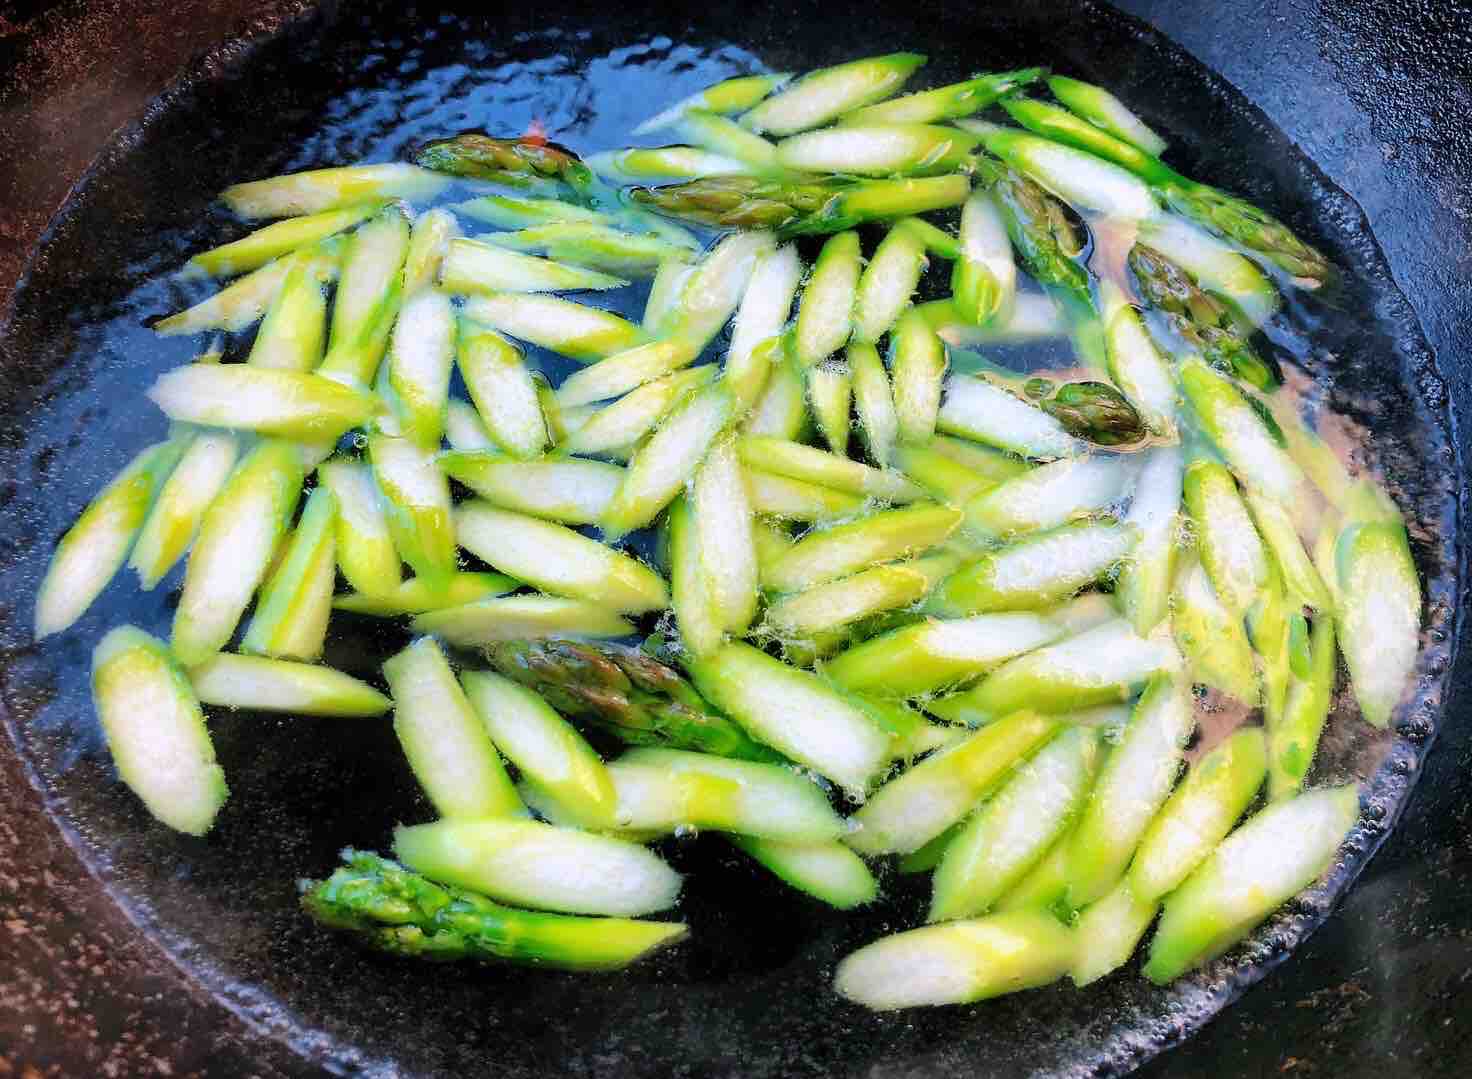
(0, 7, 1457, 1078)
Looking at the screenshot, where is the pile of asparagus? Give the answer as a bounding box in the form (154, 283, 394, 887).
(42, 52, 1423, 1008)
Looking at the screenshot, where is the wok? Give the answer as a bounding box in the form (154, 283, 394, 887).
(1, 1, 1469, 1075)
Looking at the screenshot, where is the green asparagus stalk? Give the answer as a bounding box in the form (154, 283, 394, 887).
(412, 596, 634, 645)
(966, 156, 1092, 308)
(763, 502, 963, 592)
(301, 849, 687, 971)
(743, 468, 865, 522)
(318, 206, 410, 387)
(794, 231, 861, 367)
(401, 206, 459, 294)
(1172, 558, 1260, 705)
(891, 307, 948, 444)
(456, 327, 550, 459)
(741, 53, 927, 136)
(841, 67, 1044, 126)
(978, 128, 1155, 220)
(146, 365, 378, 441)
(678, 110, 787, 176)
(189, 202, 382, 278)
(317, 456, 401, 599)
(485, 639, 777, 761)
(369, 436, 458, 592)
(154, 238, 343, 336)
(631, 174, 970, 237)
(775, 123, 980, 177)
(462, 293, 648, 365)
(1114, 445, 1184, 636)
(439, 453, 623, 526)
(221, 163, 446, 219)
(729, 836, 878, 910)
(1182, 455, 1270, 615)
(1268, 612, 1336, 799)
(128, 431, 240, 590)
(1047, 75, 1168, 156)
(1100, 279, 1176, 435)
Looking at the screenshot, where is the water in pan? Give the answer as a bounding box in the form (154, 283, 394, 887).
(0, 3, 1458, 1077)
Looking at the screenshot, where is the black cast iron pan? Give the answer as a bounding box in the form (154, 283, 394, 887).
(1, 2, 1469, 1075)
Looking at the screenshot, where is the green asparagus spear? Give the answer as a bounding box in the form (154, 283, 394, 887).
(1047, 75, 1168, 156)
(485, 639, 778, 761)
(413, 132, 596, 191)
(841, 67, 1044, 126)
(301, 849, 687, 970)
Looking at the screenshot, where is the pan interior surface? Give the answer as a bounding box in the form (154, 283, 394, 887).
(0, 3, 1456, 1076)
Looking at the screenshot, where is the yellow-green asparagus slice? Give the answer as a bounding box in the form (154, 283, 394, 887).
(189, 653, 390, 717)
(221, 162, 447, 218)
(241, 485, 336, 661)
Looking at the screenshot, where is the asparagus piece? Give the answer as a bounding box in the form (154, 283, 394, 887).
(1115, 444, 1184, 635)
(1137, 213, 1280, 328)
(980, 128, 1155, 220)
(383, 637, 521, 818)
(849, 341, 901, 468)
(334, 572, 517, 616)
(805, 360, 853, 455)
(608, 748, 843, 842)
(456, 501, 668, 613)
(147, 365, 377, 441)
(241, 486, 336, 661)
(438, 237, 627, 294)
(555, 338, 703, 409)
(852, 220, 929, 345)
(455, 194, 612, 230)
(394, 817, 681, 918)
(413, 596, 634, 645)
(189, 653, 390, 717)
(456, 326, 549, 459)
(686, 640, 892, 794)
(1183, 456, 1270, 615)
(318, 456, 401, 599)
(171, 440, 303, 665)
(662, 229, 775, 349)
(743, 468, 865, 522)
(763, 503, 962, 592)
(244, 260, 327, 371)
(35, 438, 186, 637)
(737, 437, 922, 503)
(1268, 612, 1336, 799)
(835, 909, 1074, 1010)
(439, 453, 623, 526)
(221, 163, 446, 218)
(631, 174, 970, 236)
(742, 345, 809, 440)
(190, 202, 382, 278)
(1066, 675, 1196, 906)
(823, 612, 1065, 698)
(462, 293, 648, 364)
(936, 374, 1083, 460)
(728, 244, 804, 372)
(561, 366, 716, 458)
(487, 224, 692, 278)
(301, 849, 686, 970)
(764, 564, 930, 638)
(841, 67, 1044, 126)
(1069, 879, 1159, 987)
(1130, 727, 1268, 902)
(92, 627, 228, 835)
(588, 146, 755, 184)
(1335, 509, 1421, 728)
(445, 398, 496, 451)
(1181, 358, 1303, 502)
(486, 639, 775, 761)
(635, 72, 794, 134)
(890, 308, 948, 445)
(690, 436, 761, 635)
(665, 492, 723, 657)
(775, 124, 980, 176)
(846, 711, 1059, 856)
(966, 156, 1093, 308)
(951, 618, 1177, 721)
(369, 436, 457, 592)
(413, 132, 595, 190)
(1144, 785, 1358, 982)
(965, 455, 1131, 539)
(729, 836, 878, 909)
(128, 431, 240, 590)
(401, 206, 459, 294)
(952, 190, 1016, 326)
(677, 110, 786, 176)
(1244, 489, 1332, 612)
(1047, 75, 1168, 156)
(1172, 558, 1260, 704)
(317, 206, 410, 386)
(462, 670, 616, 831)
(1100, 279, 1176, 435)
(927, 521, 1136, 615)
(794, 231, 861, 367)
(377, 288, 456, 448)
(741, 53, 927, 136)
(154, 238, 343, 336)
(931, 727, 1100, 922)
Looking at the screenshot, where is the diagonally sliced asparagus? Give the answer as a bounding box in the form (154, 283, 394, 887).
(668, 494, 725, 657)
(456, 326, 549, 459)
(488, 224, 693, 278)
(402, 206, 460, 294)
(834, 909, 1075, 1010)
(690, 436, 760, 635)
(455, 194, 612, 230)
(561, 366, 716, 456)
(555, 338, 703, 409)
(678, 110, 786, 176)
(728, 243, 804, 370)
(1069, 878, 1159, 987)
(455, 501, 665, 614)
(1181, 358, 1304, 503)
(189, 202, 382, 277)
(189, 653, 390, 717)
(1183, 455, 1269, 616)
(438, 237, 627, 294)
(383, 637, 521, 818)
(805, 360, 853, 456)
(602, 382, 736, 540)
(439, 452, 623, 525)
(1047, 75, 1168, 156)
(1066, 674, 1196, 906)
(461, 293, 648, 364)
(334, 572, 516, 616)
(301, 849, 687, 971)
(849, 341, 901, 468)
(936, 375, 1082, 460)
(147, 365, 378, 441)
(1137, 212, 1280, 328)
(852, 220, 929, 345)
(445, 398, 496, 451)
(1130, 727, 1268, 902)
(741, 346, 810, 443)
(221, 163, 447, 218)
(965, 454, 1130, 539)
(931, 727, 1100, 922)
(35, 438, 186, 637)
(1114, 445, 1184, 636)
(588, 145, 754, 183)
(1267, 612, 1336, 799)
(775, 124, 979, 177)
(686, 640, 891, 795)
(741, 53, 927, 136)
(369, 436, 458, 593)
(241, 485, 336, 661)
(729, 835, 878, 909)
(891, 307, 948, 445)
(764, 502, 962, 592)
(153, 238, 342, 336)
(129, 431, 240, 590)
(635, 72, 794, 134)
(171, 440, 303, 665)
(1100, 279, 1176, 435)
(664, 230, 775, 348)
(823, 612, 1065, 698)
(1172, 558, 1260, 705)
(413, 596, 634, 645)
(645, 258, 697, 333)
(1144, 785, 1358, 983)
(1244, 489, 1332, 612)
(737, 437, 922, 503)
(1335, 510, 1421, 728)
(981, 128, 1156, 220)
(841, 67, 1043, 126)
(765, 564, 930, 638)
(954, 618, 1178, 722)
(846, 711, 1059, 855)
(952, 190, 1016, 327)
(318, 206, 410, 387)
(379, 288, 456, 449)
(461, 670, 616, 830)
(794, 230, 861, 367)
(92, 626, 228, 835)
(743, 468, 865, 522)
(318, 456, 401, 598)
(248, 260, 327, 371)
(927, 520, 1136, 615)
(394, 817, 681, 918)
